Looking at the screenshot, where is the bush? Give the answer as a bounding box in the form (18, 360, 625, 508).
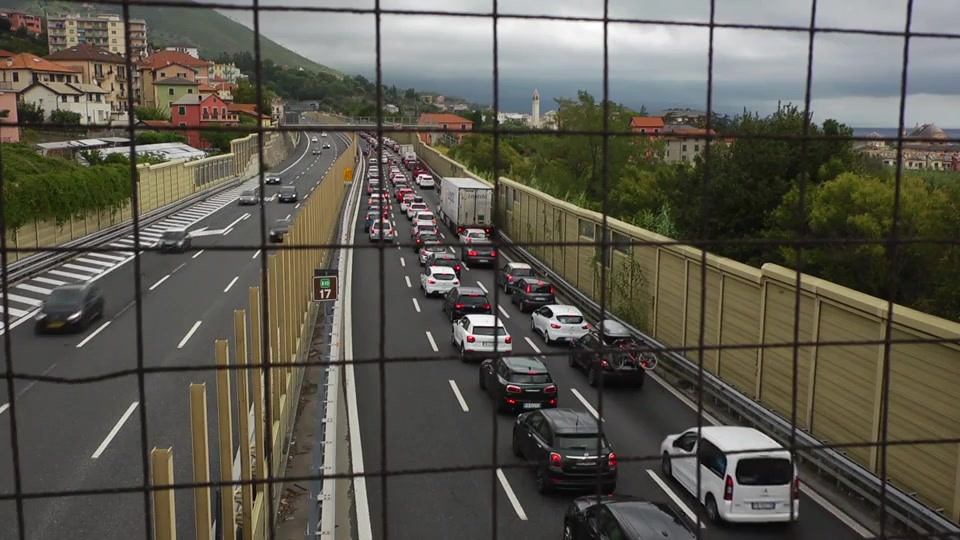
(2, 143, 131, 229)
(136, 130, 187, 145)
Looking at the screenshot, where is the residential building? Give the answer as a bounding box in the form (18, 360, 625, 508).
(47, 14, 148, 58)
(655, 108, 707, 125)
(384, 104, 399, 114)
(45, 43, 130, 122)
(270, 96, 284, 123)
(170, 93, 238, 149)
(153, 76, 198, 115)
(0, 53, 80, 93)
(0, 49, 13, 59)
(0, 90, 19, 142)
(212, 62, 243, 83)
(859, 123, 960, 171)
(228, 103, 271, 127)
(629, 116, 665, 136)
(662, 125, 717, 164)
(137, 50, 212, 107)
(417, 112, 473, 145)
(21, 81, 110, 125)
(0, 10, 42, 34)
(212, 81, 235, 102)
(197, 82, 217, 99)
(165, 44, 199, 59)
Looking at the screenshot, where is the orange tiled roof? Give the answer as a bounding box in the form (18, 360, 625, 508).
(0, 49, 15, 58)
(630, 116, 665, 129)
(418, 113, 472, 125)
(228, 103, 269, 119)
(197, 83, 216, 92)
(139, 50, 211, 70)
(1, 52, 76, 73)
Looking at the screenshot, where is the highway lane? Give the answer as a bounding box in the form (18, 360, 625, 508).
(352, 147, 868, 540)
(0, 129, 351, 540)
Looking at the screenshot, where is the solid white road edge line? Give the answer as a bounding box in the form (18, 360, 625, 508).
(342, 148, 374, 540)
(76, 321, 111, 348)
(91, 401, 139, 459)
(425, 331, 439, 352)
(276, 131, 312, 175)
(177, 320, 203, 349)
(496, 468, 528, 521)
(448, 380, 469, 412)
(646, 470, 705, 528)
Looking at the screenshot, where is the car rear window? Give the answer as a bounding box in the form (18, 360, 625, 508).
(425, 245, 446, 253)
(513, 268, 534, 277)
(412, 204, 427, 210)
(508, 372, 551, 384)
(434, 259, 457, 268)
(557, 315, 584, 324)
(527, 283, 553, 293)
(433, 273, 455, 281)
(472, 326, 507, 336)
(735, 458, 793, 486)
(555, 434, 608, 451)
(459, 294, 488, 305)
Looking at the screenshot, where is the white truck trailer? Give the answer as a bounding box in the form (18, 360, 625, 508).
(438, 177, 494, 236)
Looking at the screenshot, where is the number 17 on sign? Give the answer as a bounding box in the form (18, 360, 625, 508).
(313, 275, 338, 302)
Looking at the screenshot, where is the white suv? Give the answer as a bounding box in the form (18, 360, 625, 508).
(416, 174, 435, 188)
(420, 265, 460, 296)
(368, 220, 395, 242)
(451, 314, 512, 359)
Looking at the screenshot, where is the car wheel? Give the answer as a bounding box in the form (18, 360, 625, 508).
(543, 330, 552, 345)
(520, 301, 528, 313)
(563, 522, 573, 540)
(460, 344, 468, 362)
(705, 495, 722, 524)
(568, 354, 576, 367)
(587, 367, 598, 387)
(529, 318, 536, 332)
(536, 468, 551, 494)
(661, 452, 673, 479)
(503, 282, 510, 294)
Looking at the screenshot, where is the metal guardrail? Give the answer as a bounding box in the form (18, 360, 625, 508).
(500, 232, 960, 538)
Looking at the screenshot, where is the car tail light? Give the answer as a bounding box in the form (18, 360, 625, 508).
(506, 384, 521, 393)
(427, 279, 436, 284)
(466, 335, 476, 343)
(455, 303, 463, 309)
(453, 280, 460, 285)
(544, 385, 556, 394)
(724, 475, 734, 500)
(549, 452, 562, 468)
(792, 477, 800, 499)
(507, 275, 513, 281)
(490, 250, 497, 257)
(608, 452, 617, 467)
(550, 323, 561, 329)
(549, 398, 557, 405)
(468, 250, 477, 256)
(504, 336, 512, 343)
(455, 265, 461, 271)
(600, 359, 609, 368)
(525, 285, 531, 293)
(482, 304, 491, 310)
(457, 226, 464, 234)
(550, 286, 555, 294)
(582, 323, 590, 329)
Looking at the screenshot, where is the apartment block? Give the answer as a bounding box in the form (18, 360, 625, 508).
(47, 14, 147, 58)
(0, 10, 42, 34)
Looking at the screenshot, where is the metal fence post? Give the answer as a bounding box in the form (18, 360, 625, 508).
(234, 309, 254, 534)
(151, 447, 177, 540)
(215, 340, 236, 540)
(189, 383, 212, 540)
(266, 258, 282, 428)
(248, 287, 267, 491)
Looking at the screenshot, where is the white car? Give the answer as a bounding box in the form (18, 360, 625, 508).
(368, 193, 383, 206)
(321, 132, 328, 137)
(368, 219, 395, 242)
(406, 202, 428, 220)
(420, 265, 460, 296)
(418, 175, 435, 188)
(381, 155, 389, 164)
(419, 242, 446, 265)
(452, 314, 512, 359)
(311, 137, 318, 143)
(660, 426, 799, 524)
(461, 229, 488, 244)
(413, 211, 437, 228)
(368, 158, 378, 166)
(530, 305, 590, 345)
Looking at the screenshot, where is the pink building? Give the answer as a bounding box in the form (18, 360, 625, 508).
(0, 90, 19, 142)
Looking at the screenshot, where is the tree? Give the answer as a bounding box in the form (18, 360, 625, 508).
(136, 130, 187, 145)
(405, 88, 417, 100)
(134, 106, 169, 122)
(50, 109, 81, 125)
(17, 101, 43, 124)
(0, 18, 11, 33)
(638, 104, 648, 116)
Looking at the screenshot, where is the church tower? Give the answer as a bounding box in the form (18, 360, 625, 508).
(532, 88, 540, 127)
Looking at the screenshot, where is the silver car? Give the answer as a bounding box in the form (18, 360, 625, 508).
(238, 189, 259, 205)
(369, 219, 395, 242)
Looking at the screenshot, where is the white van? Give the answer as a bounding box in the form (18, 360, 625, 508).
(659, 426, 799, 524)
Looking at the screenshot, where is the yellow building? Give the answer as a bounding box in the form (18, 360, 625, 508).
(47, 14, 147, 58)
(45, 43, 130, 123)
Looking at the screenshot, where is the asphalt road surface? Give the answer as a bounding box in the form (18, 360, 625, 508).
(0, 127, 352, 540)
(350, 145, 869, 540)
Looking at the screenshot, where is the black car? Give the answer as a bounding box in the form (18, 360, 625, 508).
(238, 189, 259, 205)
(442, 286, 492, 321)
(264, 175, 282, 185)
(512, 408, 617, 493)
(461, 242, 497, 266)
(499, 262, 536, 294)
(312, 148, 321, 156)
(278, 185, 298, 203)
(35, 283, 105, 334)
(569, 320, 650, 388)
(414, 231, 439, 252)
(269, 218, 290, 243)
(425, 252, 461, 278)
(480, 356, 558, 413)
(563, 496, 695, 540)
(511, 277, 556, 312)
(156, 228, 192, 253)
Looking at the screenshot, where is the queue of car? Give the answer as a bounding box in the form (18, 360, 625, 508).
(361, 134, 801, 538)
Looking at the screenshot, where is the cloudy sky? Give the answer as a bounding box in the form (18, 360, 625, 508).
(217, 0, 960, 127)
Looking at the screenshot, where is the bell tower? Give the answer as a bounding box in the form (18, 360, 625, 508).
(532, 88, 540, 127)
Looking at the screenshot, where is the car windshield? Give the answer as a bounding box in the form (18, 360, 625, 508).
(241, 190, 256, 197)
(735, 458, 793, 485)
(47, 288, 84, 307)
(508, 372, 551, 384)
(528, 283, 552, 294)
(557, 315, 584, 324)
(280, 187, 295, 194)
(555, 434, 608, 451)
(472, 326, 507, 336)
(161, 230, 186, 240)
(459, 294, 488, 305)
(273, 220, 290, 231)
(513, 267, 534, 277)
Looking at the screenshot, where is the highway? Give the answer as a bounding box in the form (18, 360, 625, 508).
(0, 127, 352, 540)
(349, 144, 870, 539)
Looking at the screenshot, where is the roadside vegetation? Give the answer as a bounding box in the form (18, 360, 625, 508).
(447, 91, 960, 321)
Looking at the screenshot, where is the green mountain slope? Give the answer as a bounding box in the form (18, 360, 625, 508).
(1, 0, 340, 75)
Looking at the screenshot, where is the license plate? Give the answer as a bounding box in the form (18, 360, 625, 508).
(474, 258, 489, 263)
(751, 503, 776, 510)
(47, 321, 64, 328)
(522, 402, 541, 409)
(575, 461, 596, 467)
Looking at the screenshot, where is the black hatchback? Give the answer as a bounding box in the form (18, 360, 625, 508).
(157, 228, 192, 253)
(480, 356, 558, 413)
(278, 185, 298, 203)
(461, 242, 497, 266)
(563, 496, 695, 540)
(35, 283, 105, 333)
(425, 252, 461, 278)
(511, 277, 556, 312)
(442, 286, 491, 321)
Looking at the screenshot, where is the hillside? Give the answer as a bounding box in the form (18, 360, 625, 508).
(0, 0, 340, 75)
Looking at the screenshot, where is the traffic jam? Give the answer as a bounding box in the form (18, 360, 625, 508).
(358, 132, 804, 538)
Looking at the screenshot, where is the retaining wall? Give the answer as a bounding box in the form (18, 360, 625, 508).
(6, 131, 299, 263)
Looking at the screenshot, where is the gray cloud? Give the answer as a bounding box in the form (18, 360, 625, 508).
(211, 0, 960, 125)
